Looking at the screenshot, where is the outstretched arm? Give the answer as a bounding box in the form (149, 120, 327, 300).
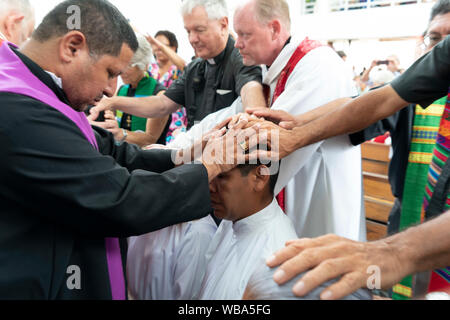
(266, 210, 450, 300)
(240, 81, 268, 110)
(92, 94, 180, 119)
(146, 34, 186, 71)
(247, 97, 352, 129)
(288, 85, 408, 152)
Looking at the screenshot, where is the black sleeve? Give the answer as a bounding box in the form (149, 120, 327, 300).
(93, 126, 175, 173)
(1, 94, 212, 238)
(349, 110, 400, 145)
(230, 50, 263, 94)
(164, 61, 194, 106)
(153, 81, 167, 95)
(391, 35, 450, 109)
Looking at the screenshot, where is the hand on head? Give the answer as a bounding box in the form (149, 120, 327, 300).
(175, 117, 274, 182)
(266, 234, 406, 300)
(246, 108, 299, 129)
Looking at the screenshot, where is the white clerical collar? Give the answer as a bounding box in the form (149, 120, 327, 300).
(263, 37, 301, 86)
(44, 70, 63, 89)
(0, 31, 7, 42)
(232, 198, 280, 237)
(207, 58, 216, 65)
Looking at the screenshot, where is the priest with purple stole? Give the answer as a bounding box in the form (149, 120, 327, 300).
(0, 0, 248, 300)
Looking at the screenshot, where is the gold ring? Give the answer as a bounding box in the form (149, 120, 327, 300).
(239, 141, 249, 152)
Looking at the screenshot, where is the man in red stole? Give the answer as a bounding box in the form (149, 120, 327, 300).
(258, 37, 449, 300)
(0, 0, 254, 300)
(232, 0, 365, 241)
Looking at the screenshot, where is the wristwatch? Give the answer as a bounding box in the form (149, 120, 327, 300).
(120, 129, 128, 142)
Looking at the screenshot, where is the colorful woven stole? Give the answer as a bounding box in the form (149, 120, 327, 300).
(0, 41, 126, 300)
(422, 90, 450, 295)
(269, 37, 322, 212)
(392, 97, 446, 300)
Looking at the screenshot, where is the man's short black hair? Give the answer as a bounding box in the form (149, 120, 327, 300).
(237, 163, 279, 196)
(236, 143, 279, 195)
(155, 30, 179, 52)
(430, 0, 450, 22)
(33, 0, 138, 57)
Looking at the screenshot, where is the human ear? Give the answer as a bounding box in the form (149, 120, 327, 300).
(253, 166, 270, 192)
(3, 14, 25, 41)
(59, 31, 88, 63)
(219, 17, 229, 36)
(270, 20, 282, 40)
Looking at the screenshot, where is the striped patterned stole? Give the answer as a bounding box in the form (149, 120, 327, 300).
(392, 93, 449, 299)
(422, 90, 450, 295)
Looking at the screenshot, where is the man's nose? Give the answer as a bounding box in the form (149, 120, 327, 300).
(209, 180, 217, 193)
(189, 32, 199, 44)
(104, 78, 118, 97)
(234, 37, 243, 49)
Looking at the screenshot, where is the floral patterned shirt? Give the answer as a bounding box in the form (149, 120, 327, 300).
(149, 63, 187, 144)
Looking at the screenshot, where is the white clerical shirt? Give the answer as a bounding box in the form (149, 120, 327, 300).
(127, 215, 217, 300)
(197, 199, 298, 300)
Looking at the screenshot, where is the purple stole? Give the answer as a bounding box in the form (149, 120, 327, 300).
(0, 41, 126, 300)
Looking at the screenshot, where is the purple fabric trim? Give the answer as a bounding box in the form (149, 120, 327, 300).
(104, 238, 126, 300)
(0, 41, 125, 300)
(0, 42, 98, 148)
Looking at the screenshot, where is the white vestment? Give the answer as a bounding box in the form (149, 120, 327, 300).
(126, 215, 217, 300)
(198, 199, 298, 300)
(169, 38, 365, 241)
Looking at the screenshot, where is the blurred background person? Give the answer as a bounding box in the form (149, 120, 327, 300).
(336, 50, 347, 61)
(91, 33, 168, 147)
(386, 54, 404, 76)
(368, 67, 395, 89)
(0, 0, 35, 46)
(361, 58, 397, 89)
(147, 30, 188, 144)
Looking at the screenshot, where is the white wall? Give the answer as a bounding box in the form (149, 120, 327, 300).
(30, 0, 317, 62)
(30, 0, 433, 69)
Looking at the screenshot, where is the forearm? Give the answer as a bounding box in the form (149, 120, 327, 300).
(121, 130, 157, 148)
(241, 81, 267, 110)
(389, 211, 450, 275)
(294, 97, 352, 127)
(290, 85, 408, 151)
(144, 116, 171, 146)
(162, 47, 186, 71)
(111, 95, 178, 118)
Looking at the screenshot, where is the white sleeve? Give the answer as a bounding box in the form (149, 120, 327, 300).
(272, 47, 358, 193)
(244, 260, 372, 300)
(168, 98, 244, 149)
(172, 216, 217, 300)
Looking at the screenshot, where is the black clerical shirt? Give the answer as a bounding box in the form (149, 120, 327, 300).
(165, 35, 262, 129)
(0, 47, 212, 299)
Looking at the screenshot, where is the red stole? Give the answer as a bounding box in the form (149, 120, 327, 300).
(269, 38, 322, 212)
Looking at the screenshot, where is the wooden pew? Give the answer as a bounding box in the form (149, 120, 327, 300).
(361, 142, 393, 241)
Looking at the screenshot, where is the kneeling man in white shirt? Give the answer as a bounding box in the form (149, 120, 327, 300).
(198, 157, 296, 299)
(198, 157, 372, 300)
